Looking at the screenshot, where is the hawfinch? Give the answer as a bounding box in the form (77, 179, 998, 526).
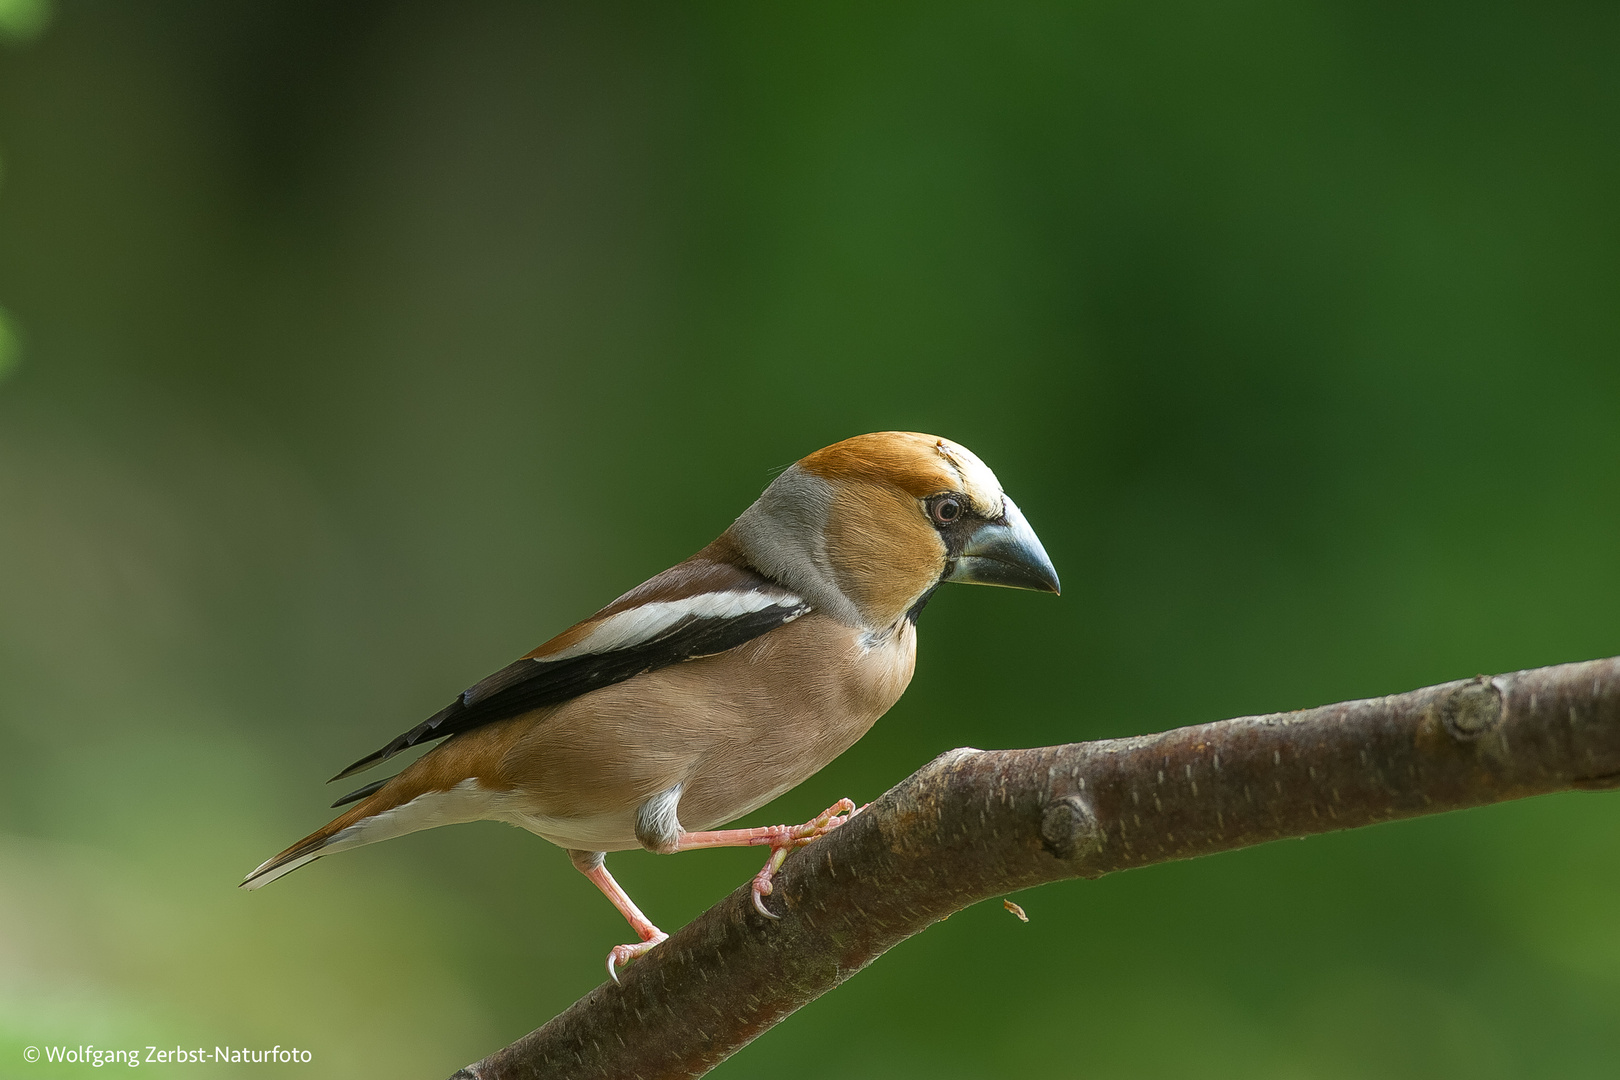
(243, 432, 1059, 978)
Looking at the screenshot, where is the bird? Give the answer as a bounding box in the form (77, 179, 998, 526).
(242, 431, 1060, 980)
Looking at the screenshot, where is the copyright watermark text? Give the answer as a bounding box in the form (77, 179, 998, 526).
(21, 1045, 313, 1067)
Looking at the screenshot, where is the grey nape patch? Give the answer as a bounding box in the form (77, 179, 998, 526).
(731, 466, 860, 626)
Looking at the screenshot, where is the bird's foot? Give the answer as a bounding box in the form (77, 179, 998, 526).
(750, 798, 862, 919)
(606, 926, 669, 985)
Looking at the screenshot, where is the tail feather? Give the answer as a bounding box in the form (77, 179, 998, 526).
(240, 846, 326, 890)
(242, 761, 508, 891)
(241, 801, 374, 890)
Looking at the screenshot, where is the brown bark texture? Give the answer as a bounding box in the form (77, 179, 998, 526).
(450, 656, 1620, 1080)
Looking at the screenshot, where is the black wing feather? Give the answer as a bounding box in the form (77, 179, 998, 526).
(330, 776, 393, 807)
(330, 600, 809, 782)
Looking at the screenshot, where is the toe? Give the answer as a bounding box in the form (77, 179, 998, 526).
(751, 869, 781, 919)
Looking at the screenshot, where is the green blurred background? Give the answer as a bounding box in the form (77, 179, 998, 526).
(2, 1, 1618, 1076)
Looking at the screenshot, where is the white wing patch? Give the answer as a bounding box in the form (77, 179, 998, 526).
(543, 590, 804, 662)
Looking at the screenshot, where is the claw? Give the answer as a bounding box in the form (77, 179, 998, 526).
(606, 930, 668, 984)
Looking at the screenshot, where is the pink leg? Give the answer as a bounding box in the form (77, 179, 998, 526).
(676, 798, 861, 919)
(571, 852, 668, 983)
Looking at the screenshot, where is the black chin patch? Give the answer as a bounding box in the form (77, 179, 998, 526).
(906, 584, 940, 624)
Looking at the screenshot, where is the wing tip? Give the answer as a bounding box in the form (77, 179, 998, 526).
(328, 758, 376, 784)
(330, 776, 392, 808)
(330, 701, 463, 783)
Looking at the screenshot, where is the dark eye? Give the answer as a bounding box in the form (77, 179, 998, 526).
(930, 497, 963, 526)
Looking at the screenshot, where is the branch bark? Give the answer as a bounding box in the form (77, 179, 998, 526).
(450, 656, 1620, 1080)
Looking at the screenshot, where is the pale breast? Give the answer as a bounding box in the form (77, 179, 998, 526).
(491, 612, 916, 850)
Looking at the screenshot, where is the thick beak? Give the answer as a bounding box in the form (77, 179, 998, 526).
(944, 496, 1061, 594)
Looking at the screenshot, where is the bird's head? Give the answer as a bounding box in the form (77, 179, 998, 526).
(729, 432, 1060, 630)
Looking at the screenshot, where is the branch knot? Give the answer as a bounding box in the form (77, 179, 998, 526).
(1039, 795, 1097, 861)
(1439, 677, 1504, 742)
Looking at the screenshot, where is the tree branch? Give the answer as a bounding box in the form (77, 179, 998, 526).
(450, 656, 1620, 1080)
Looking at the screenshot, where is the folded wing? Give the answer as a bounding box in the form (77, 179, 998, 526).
(330, 551, 807, 783)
